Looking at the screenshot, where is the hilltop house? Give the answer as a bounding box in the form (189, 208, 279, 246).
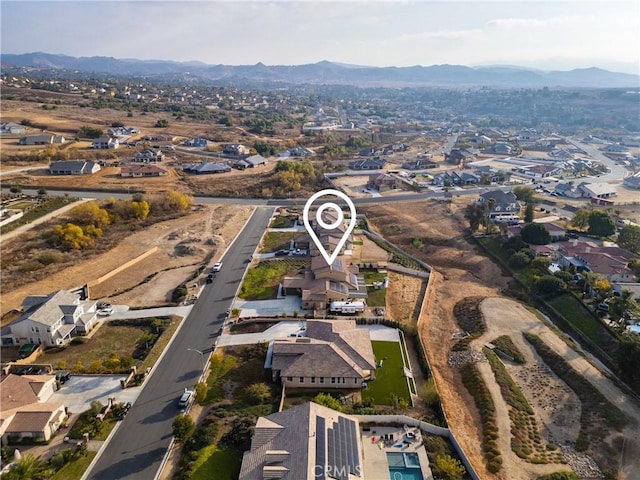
(1, 123, 26, 134)
(269, 320, 376, 389)
(133, 149, 165, 163)
(239, 402, 364, 480)
(0, 374, 66, 445)
(233, 154, 268, 169)
(3, 290, 99, 347)
(349, 158, 385, 170)
(183, 138, 209, 148)
(223, 144, 251, 156)
(19, 135, 61, 145)
(183, 162, 231, 174)
(91, 137, 119, 149)
(49, 160, 100, 175)
(120, 164, 168, 178)
(367, 173, 401, 192)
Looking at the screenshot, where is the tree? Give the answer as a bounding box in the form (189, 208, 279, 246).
(617, 225, 640, 254)
(71, 201, 110, 228)
(609, 289, 640, 324)
(154, 119, 169, 128)
(513, 185, 536, 203)
(9, 185, 22, 194)
(172, 414, 195, 442)
(571, 208, 591, 231)
(1, 454, 47, 480)
(520, 223, 551, 245)
(220, 417, 254, 451)
(312, 392, 343, 412)
(78, 125, 104, 139)
(593, 278, 611, 297)
(587, 210, 615, 237)
(464, 203, 485, 232)
(164, 191, 191, 211)
(509, 251, 531, 268)
(433, 454, 466, 480)
(531, 257, 551, 273)
(629, 258, 640, 277)
(524, 202, 535, 223)
(533, 275, 566, 295)
(52, 223, 94, 249)
(130, 200, 150, 221)
(194, 382, 208, 404)
(244, 382, 272, 405)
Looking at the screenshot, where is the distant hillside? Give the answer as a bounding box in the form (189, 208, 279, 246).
(2, 52, 639, 88)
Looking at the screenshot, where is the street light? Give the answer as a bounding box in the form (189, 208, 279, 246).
(187, 348, 205, 380)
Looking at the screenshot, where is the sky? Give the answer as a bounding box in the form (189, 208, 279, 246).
(1, 1, 639, 74)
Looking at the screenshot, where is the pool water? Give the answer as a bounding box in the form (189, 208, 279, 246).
(386, 452, 424, 480)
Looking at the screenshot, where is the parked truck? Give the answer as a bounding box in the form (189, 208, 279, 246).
(329, 301, 366, 314)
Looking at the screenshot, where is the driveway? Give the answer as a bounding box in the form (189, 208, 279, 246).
(232, 295, 309, 317)
(217, 321, 305, 346)
(50, 375, 143, 415)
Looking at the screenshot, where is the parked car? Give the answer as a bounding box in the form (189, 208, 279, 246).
(97, 307, 114, 316)
(178, 388, 195, 409)
(274, 249, 289, 257)
(211, 262, 223, 272)
(55, 371, 71, 384)
(206, 274, 214, 284)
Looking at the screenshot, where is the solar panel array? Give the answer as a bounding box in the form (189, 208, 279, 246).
(325, 416, 361, 480)
(315, 416, 326, 480)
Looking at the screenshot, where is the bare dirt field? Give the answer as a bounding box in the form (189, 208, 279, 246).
(362, 197, 640, 479)
(1, 204, 253, 317)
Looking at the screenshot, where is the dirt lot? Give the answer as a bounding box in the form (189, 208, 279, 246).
(361, 197, 639, 479)
(1, 204, 253, 317)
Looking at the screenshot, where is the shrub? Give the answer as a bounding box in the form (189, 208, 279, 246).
(509, 251, 531, 269)
(172, 284, 188, 304)
(172, 414, 195, 442)
(533, 275, 566, 295)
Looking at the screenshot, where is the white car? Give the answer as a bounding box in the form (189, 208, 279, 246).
(211, 262, 223, 272)
(97, 307, 114, 316)
(178, 388, 195, 408)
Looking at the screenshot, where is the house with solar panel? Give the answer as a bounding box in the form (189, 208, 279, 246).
(239, 402, 364, 480)
(267, 320, 376, 390)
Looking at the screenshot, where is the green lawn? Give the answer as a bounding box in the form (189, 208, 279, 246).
(362, 340, 411, 406)
(547, 294, 617, 349)
(239, 261, 290, 300)
(49, 451, 97, 480)
(190, 446, 241, 480)
(259, 232, 299, 253)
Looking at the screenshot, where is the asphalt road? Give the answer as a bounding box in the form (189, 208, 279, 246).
(87, 206, 275, 480)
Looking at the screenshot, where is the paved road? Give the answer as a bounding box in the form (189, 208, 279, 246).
(86, 206, 275, 480)
(567, 138, 628, 183)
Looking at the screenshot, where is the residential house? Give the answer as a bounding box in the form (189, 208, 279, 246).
(512, 164, 562, 179)
(612, 284, 640, 303)
(49, 161, 100, 175)
(239, 402, 364, 480)
(0, 122, 26, 134)
(233, 154, 268, 169)
(349, 158, 385, 170)
(516, 130, 541, 142)
(367, 173, 401, 192)
(491, 143, 513, 155)
(107, 126, 140, 136)
(401, 159, 438, 170)
(432, 172, 454, 187)
(578, 182, 617, 199)
(0, 374, 66, 445)
(451, 171, 480, 186)
(445, 148, 476, 166)
(279, 147, 314, 158)
(183, 138, 209, 148)
(183, 162, 231, 174)
(623, 175, 640, 190)
(5, 290, 99, 347)
(91, 137, 119, 149)
(556, 242, 636, 282)
(142, 134, 174, 142)
(223, 144, 251, 156)
(133, 149, 165, 163)
(19, 135, 55, 145)
(269, 320, 376, 389)
(554, 182, 582, 198)
(470, 135, 492, 146)
(478, 190, 522, 221)
(120, 164, 168, 178)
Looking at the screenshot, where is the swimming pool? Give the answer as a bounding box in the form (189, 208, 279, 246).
(386, 452, 424, 480)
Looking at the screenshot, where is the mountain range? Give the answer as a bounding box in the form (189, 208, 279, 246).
(2, 52, 639, 88)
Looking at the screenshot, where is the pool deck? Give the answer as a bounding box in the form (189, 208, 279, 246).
(361, 425, 434, 480)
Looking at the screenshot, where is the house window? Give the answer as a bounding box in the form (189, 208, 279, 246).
(319, 377, 325, 384)
(299, 377, 304, 383)
(286, 377, 293, 382)
(331, 377, 336, 384)
(311, 377, 316, 383)
(354, 378, 358, 384)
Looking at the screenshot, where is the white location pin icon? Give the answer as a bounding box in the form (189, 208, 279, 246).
(303, 189, 357, 266)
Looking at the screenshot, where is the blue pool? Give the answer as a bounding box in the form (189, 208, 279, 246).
(387, 452, 424, 480)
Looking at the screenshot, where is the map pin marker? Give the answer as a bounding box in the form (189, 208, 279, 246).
(303, 189, 357, 266)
